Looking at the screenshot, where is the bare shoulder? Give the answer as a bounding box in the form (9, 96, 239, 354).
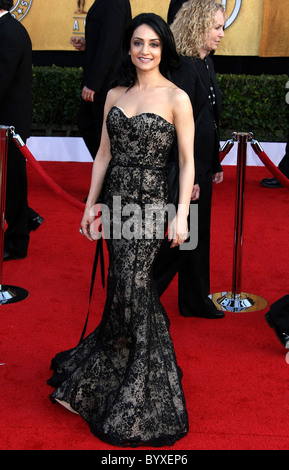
(162, 78, 192, 113)
(106, 86, 127, 108)
(171, 86, 191, 110)
(170, 87, 193, 121)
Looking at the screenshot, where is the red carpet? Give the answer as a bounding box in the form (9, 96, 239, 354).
(1, 162, 289, 450)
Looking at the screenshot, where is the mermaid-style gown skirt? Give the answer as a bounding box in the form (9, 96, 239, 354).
(47, 107, 189, 447)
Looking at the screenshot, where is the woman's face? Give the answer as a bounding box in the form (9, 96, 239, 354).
(201, 9, 225, 56)
(129, 24, 162, 72)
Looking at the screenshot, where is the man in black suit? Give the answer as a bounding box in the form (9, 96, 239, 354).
(71, 0, 132, 159)
(0, 0, 43, 261)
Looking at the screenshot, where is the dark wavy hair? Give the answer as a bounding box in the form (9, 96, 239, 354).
(0, 0, 13, 10)
(117, 13, 180, 88)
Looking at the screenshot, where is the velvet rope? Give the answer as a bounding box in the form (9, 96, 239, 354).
(13, 134, 234, 205)
(14, 134, 289, 215)
(219, 139, 235, 163)
(12, 135, 85, 212)
(251, 140, 289, 190)
(219, 138, 289, 191)
(12, 133, 105, 341)
(13, 134, 105, 334)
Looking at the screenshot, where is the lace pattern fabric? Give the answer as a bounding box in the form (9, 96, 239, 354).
(48, 106, 189, 447)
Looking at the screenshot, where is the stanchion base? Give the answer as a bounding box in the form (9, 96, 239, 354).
(210, 291, 268, 313)
(0, 285, 29, 305)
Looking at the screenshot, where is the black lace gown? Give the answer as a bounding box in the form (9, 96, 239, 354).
(47, 106, 189, 447)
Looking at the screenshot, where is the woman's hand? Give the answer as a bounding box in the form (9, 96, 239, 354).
(191, 184, 200, 201)
(212, 171, 223, 184)
(80, 204, 101, 242)
(168, 212, 188, 248)
(82, 86, 95, 102)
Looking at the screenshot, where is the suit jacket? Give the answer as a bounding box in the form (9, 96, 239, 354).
(167, 0, 187, 24)
(168, 55, 222, 191)
(83, 0, 132, 102)
(0, 13, 32, 140)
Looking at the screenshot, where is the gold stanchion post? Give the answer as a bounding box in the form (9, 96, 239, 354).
(210, 132, 267, 313)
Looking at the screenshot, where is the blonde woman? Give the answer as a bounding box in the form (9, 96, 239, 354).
(154, 0, 225, 319)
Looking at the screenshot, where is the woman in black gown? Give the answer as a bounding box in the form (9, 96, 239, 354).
(48, 13, 195, 447)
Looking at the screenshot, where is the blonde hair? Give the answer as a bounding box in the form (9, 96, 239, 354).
(171, 0, 225, 57)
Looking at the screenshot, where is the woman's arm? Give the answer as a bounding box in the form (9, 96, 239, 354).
(170, 90, 195, 247)
(80, 90, 115, 241)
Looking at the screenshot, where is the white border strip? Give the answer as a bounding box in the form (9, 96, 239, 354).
(26, 137, 286, 166)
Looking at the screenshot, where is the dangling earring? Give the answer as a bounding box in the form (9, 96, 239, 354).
(128, 51, 131, 55)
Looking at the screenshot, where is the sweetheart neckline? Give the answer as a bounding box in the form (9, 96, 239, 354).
(111, 106, 175, 128)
